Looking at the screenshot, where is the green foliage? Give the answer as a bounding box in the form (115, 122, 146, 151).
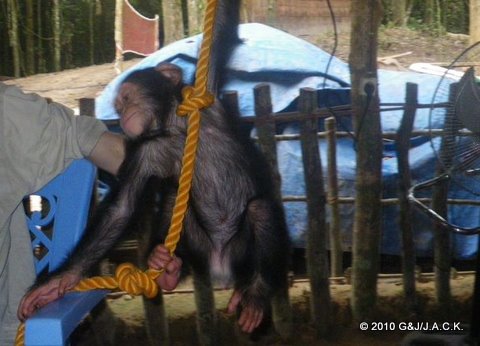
(128, 0, 160, 19)
(406, 20, 446, 37)
(408, 0, 468, 34)
(382, 0, 468, 35)
(0, 0, 471, 77)
(381, 0, 394, 25)
(0, 2, 11, 77)
(0, 0, 116, 77)
(441, 0, 468, 34)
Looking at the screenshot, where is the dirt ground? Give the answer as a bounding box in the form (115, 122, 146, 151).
(73, 272, 475, 345)
(313, 26, 470, 69)
(2, 27, 470, 109)
(5, 27, 476, 345)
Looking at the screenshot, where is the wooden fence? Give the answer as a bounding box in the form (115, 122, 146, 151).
(79, 80, 478, 343)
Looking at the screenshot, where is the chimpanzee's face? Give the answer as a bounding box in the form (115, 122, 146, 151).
(115, 82, 156, 138)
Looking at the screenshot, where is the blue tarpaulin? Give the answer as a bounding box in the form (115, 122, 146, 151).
(96, 23, 480, 259)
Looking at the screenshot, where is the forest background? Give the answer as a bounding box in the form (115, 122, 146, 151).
(0, 0, 474, 78)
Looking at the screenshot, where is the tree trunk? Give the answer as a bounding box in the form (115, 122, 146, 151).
(349, 0, 383, 323)
(25, 0, 35, 75)
(470, 0, 480, 45)
(267, 0, 277, 27)
(392, 0, 406, 26)
(424, 0, 435, 26)
(88, 0, 95, 65)
(188, 0, 205, 36)
(7, 0, 21, 77)
(162, 0, 185, 44)
(37, 1, 46, 73)
(181, 0, 189, 37)
(52, 0, 61, 71)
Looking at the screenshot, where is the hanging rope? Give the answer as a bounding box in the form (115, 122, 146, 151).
(16, 1, 218, 345)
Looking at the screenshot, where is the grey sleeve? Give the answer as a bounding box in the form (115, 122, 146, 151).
(48, 101, 108, 158)
(1, 84, 107, 195)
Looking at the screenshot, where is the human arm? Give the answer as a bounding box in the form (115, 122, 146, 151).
(87, 131, 125, 176)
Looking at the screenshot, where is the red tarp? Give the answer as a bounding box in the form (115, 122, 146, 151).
(120, 0, 159, 56)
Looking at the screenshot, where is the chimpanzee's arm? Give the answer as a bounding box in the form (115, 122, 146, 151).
(63, 141, 166, 277)
(18, 140, 170, 320)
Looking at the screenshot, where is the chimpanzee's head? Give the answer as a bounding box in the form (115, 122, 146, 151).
(114, 63, 183, 138)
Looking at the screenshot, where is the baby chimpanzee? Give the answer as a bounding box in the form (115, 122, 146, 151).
(19, 0, 290, 334)
(19, 63, 290, 334)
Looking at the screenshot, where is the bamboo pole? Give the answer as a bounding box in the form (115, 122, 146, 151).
(325, 117, 343, 277)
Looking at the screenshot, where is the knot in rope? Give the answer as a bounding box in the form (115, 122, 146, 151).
(115, 263, 159, 298)
(176, 86, 214, 117)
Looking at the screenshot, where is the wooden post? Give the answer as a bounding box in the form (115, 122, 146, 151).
(193, 271, 218, 346)
(221, 91, 241, 117)
(432, 82, 459, 307)
(253, 84, 292, 340)
(298, 87, 331, 338)
(138, 191, 170, 346)
(254, 84, 282, 201)
(395, 82, 418, 311)
(79, 98, 95, 117)
(221, 90, 252, 139)
(325, 116, 343, 277)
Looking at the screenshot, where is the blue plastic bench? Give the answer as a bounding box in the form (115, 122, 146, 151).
(24, 159, 108, 346)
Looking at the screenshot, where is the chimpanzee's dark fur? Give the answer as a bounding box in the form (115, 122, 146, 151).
(37, 0, 290, 332)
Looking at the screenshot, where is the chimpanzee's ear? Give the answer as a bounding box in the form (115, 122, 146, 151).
(155, 63, 183, 86)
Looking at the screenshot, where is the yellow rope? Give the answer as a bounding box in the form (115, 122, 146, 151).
(16, 1, 218, 344)
(165, 0, 217, 252)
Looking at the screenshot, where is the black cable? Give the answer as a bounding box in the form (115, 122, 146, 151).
(354, 79, 375, 148)
(322, 0, 338, 90)
(323, 0, 359, 145)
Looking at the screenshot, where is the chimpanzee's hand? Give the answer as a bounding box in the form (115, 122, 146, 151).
(148, 244, 182, 291)
(227, 290, 264, 333)
(17, 271, 81, 321)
